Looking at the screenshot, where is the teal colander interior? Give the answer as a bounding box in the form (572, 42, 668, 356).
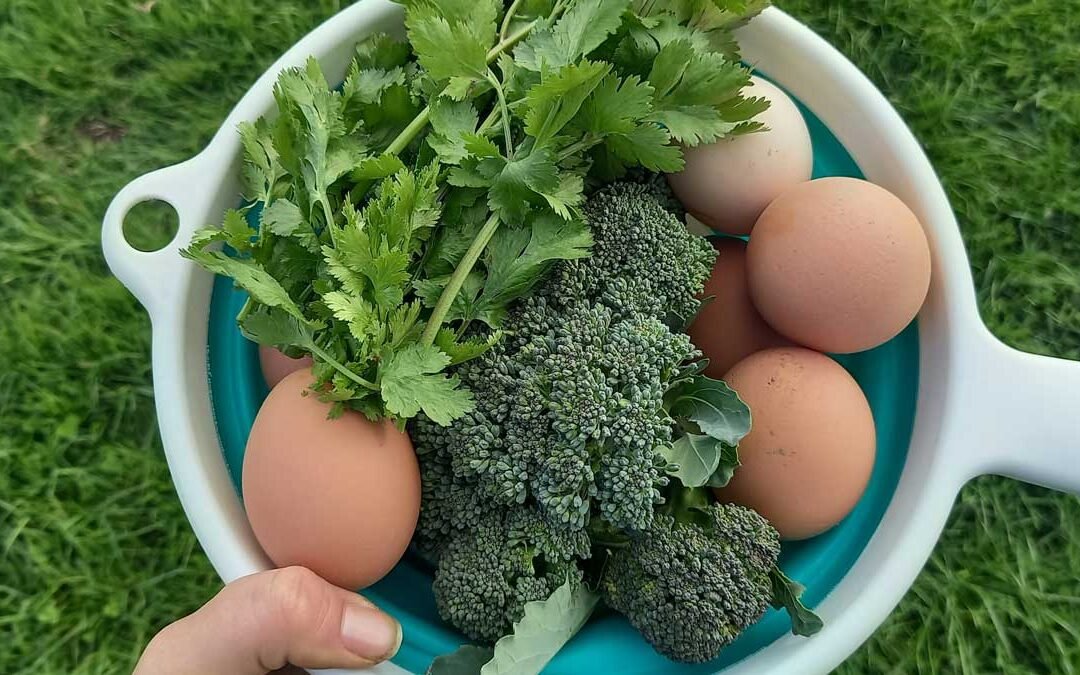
(206, 85, 919, 674)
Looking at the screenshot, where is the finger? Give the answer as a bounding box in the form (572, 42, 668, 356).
(134, 567, 402, 675)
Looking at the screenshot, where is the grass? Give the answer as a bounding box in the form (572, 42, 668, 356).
(0, 1, 1076, 673)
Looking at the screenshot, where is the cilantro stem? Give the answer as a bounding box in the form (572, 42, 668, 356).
(420, 211, 501, 346)
(237, 296, 255, 324)
(500, 0, 525, 42)
(307, 342, 380, 391)
(556, 135, 602, 162)
(385, 107, 432, 156)
(379, 18, 538, 161)
(487, 71, 515, 159)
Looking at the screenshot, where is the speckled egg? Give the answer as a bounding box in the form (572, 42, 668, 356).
(716, 347, 876, 540)
(667, 76, 813, 236)
(747, 177, 931, 353)
(243, 370, 420, 589)
(689, 238, 792, 377)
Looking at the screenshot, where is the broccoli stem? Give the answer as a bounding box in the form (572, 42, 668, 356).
(420, 211, 502, 346)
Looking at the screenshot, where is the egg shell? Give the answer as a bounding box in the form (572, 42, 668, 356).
(747, 177, 931, 354)
(243, 370, 420, 589)
(689, 238, 793, 377)
(258, 345, 314, 389)
(716, 347, 875, 540)
(666, 76, 813, 236)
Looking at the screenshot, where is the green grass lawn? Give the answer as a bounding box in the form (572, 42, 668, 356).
(1, 1, 1078, 673)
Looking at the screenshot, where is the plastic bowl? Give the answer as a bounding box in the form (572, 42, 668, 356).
(102, 3, 1080, 674)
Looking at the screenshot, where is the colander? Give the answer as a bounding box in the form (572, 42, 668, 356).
(102, 2, 1080, 673)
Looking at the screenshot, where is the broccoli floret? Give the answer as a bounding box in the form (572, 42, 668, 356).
(600, 502, 782, 663)
(546, 181, 716, 324)
(432, 511, 584, 642)
(411, 182, 723, 642)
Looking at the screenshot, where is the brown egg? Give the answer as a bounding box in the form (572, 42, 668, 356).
(747, 177, 931, 353)
(243, 370, 420, 589)
(689, 238, 793, 377)
(667, 77, 814, 236)
(258, 345, 314, 388)
(716, 347, 875, 540)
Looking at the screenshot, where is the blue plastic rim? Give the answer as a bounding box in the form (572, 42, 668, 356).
(206, 91, 919, 674)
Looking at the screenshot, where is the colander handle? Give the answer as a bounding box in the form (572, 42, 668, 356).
(960, 332, 1080, 495)
(101, 155, 211, 313)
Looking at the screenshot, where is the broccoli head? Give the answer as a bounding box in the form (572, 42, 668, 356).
(432, 510, 585, 642)
(600, 502, 782, 663)
(411, 182, 724, 642)
(546, 181, 716, 324)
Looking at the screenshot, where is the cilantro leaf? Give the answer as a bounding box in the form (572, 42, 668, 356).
(646, 39, 758, 145)
(434, 327, 501, 365)
(576, 73, 655, 136)
(604, 123, 683, 173)
(477, 211, 592, 314)
(238, 119, 284, 205)
(487, 149, 560, 222)
(428, 97, 480, 164)
(322, 289, 382, 344)
(240, 307, 317, 352)
(354, 32, 413, 70)
(181, 248, 308, 322)
(379, 343, 475, 424)
(261, 199, 319, 252)
(404, 0, 498, 82)
(350, 154, 407, 181)
(523, 60, 610, 148)
(515, 0, 632, 71)
(540, 172, 585, 220)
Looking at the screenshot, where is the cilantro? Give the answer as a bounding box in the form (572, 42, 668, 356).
(379, 343, 475, 425)
(514, 0, 632, 71)
(183, 0, 771, 426)
(180, 248, 307, 322)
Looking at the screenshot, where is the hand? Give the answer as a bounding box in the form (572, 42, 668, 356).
(134, 567, 402, 675)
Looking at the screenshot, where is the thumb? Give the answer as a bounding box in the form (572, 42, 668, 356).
(134, 566, 402, 675)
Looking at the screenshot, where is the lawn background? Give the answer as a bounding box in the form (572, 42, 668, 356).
(1, 1, 1078, 673)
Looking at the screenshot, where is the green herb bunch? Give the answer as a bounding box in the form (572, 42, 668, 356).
(182, 0, 769, 427)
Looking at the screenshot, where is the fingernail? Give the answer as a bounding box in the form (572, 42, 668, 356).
(341, 601, 402, 661)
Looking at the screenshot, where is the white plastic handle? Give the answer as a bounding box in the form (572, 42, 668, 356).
(957, 330, 1080, 493)
(101, 155, 210, 313)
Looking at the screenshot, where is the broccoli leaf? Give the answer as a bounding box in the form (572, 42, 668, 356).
(665, 375, 751, 446)
(660, 433, 723, 488)
(705, 442, 740, 489)
(427, 645, 495, 675)
(770, 569, 824, 637)
(480, 580, 599, 675)
(379, 343, 475, 424)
